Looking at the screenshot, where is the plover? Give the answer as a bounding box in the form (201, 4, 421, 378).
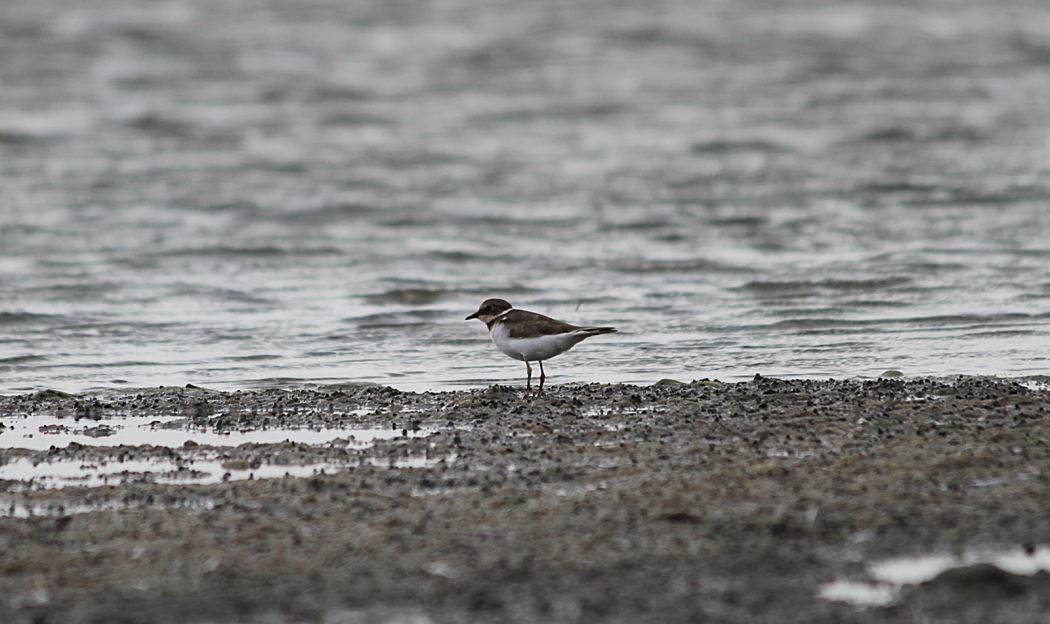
(465, 298, 616, 395)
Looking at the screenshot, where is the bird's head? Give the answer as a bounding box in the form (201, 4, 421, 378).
(465, 298, 512, 323)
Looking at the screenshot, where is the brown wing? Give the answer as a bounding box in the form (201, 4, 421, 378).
(499, 309, 579, 338)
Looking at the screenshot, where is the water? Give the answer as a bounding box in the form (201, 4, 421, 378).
(820, 546, 1050, 607)
(0, 453, 454, 493)
(0, 413, 435, 450)
(2, 0, 1050, 393)
(0, 411, 446, 498)
(0, 457, 343, 490)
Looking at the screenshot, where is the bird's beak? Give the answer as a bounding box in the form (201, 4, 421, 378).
(465, 311, 479, 320)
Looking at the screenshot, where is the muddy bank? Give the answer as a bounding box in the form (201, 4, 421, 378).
(1, 377, 1049, 623)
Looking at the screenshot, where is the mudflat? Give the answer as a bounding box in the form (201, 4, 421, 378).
(2, 377, 1049, 623)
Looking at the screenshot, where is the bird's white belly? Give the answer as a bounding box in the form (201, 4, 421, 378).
(490, 324, 577, 362)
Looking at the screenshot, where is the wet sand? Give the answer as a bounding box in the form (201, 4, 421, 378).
(2, 377, 1049, 623)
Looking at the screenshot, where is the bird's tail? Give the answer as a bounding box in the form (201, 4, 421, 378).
(578, 326, 617, 336)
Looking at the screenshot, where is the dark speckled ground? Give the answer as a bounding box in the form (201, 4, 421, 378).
(1, 377, 1049, 623)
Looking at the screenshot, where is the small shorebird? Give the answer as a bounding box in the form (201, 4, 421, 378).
(465, 298, 616, 395)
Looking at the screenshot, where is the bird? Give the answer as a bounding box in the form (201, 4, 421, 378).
(465, 298, 616, 395)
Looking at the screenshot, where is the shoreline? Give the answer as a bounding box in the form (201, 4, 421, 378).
(3, 369, 1047, 398)
(2, 377, 1049, 623)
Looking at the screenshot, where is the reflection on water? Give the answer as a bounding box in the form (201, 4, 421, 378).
(1, 0, 1050, 392)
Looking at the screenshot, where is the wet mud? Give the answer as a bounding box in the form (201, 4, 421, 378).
(1, 377, 1049, 623)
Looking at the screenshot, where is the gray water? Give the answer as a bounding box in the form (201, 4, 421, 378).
(2, 0, 1050, 393)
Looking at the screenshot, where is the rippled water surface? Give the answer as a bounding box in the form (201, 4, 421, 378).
(2, 0, 1050, 392)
